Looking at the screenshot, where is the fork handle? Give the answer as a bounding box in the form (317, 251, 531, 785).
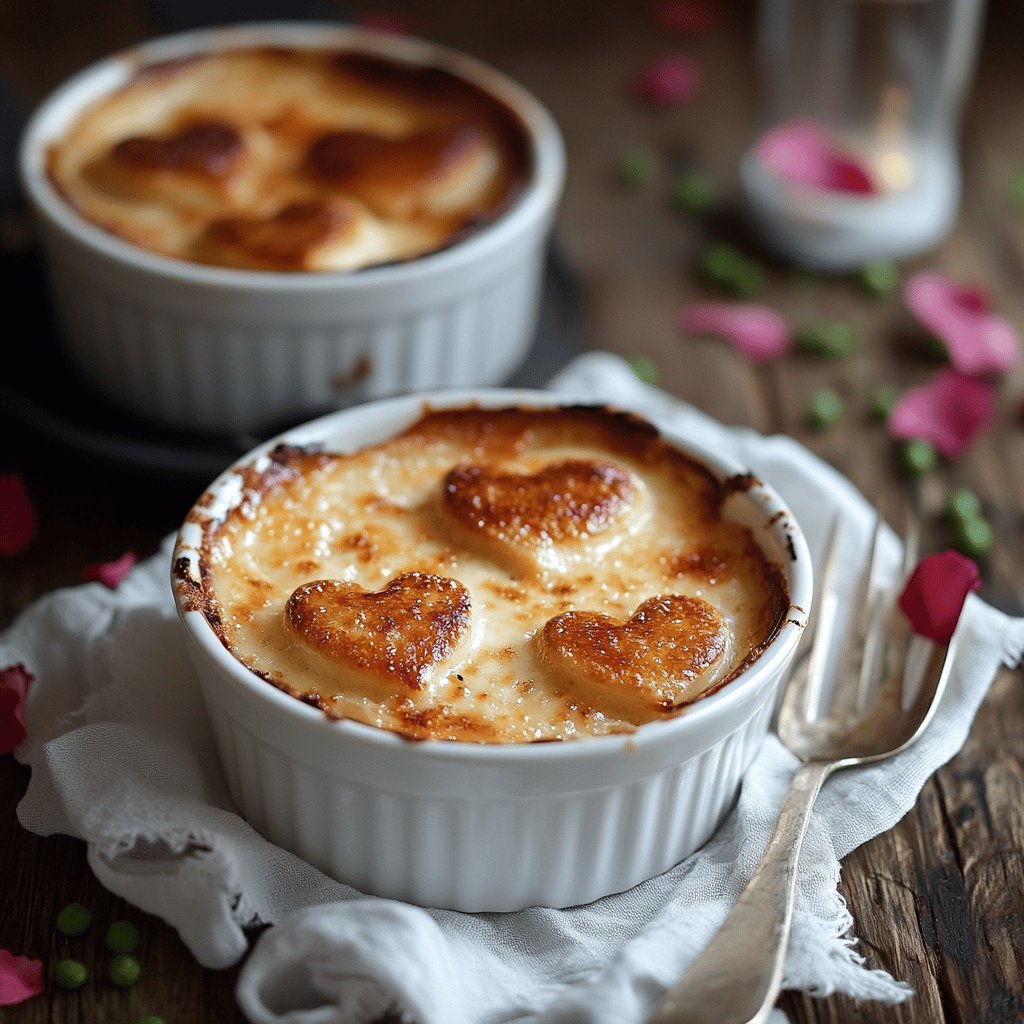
(647, 760, 834, 1024)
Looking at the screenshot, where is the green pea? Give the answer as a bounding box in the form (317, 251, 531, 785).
(699, 243, 745, 284)
(900, 439, 938, 477)
(54, 958, 88, 990)
(615, 147, 658, 188)
(796, 321, 859, 358)
(56, 902, 92, 937)
(106, 920, 140, 954)
(806, 389, 843, 430)
(857, 260, 900, 298)
(628, 355, 660, 385)
(109, 953, 142, 989)
(952, 515, 993, 561)
(869, 385, 900, 423)
(945, 487, 983, 525)
(730, 263, 767, 299)
(1009, 170, 1024, 214)
(671, 171, 717, 215)
(698, 244, 766, 296)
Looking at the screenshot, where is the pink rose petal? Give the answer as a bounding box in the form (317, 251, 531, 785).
(898, 550, 981, 643)
(652, 0, 723, 33)
(754, 118, 877, 196)
(0, 664, 33, 754)
(680, 302, 792, 363)
(888, 369, 996, 459)
(634, 55, 702, 107)
(82, 551, 137, 589)
(0, 473, 37, 557)
(0, 949, 44, 1006)
(904, 271, 1019, 376)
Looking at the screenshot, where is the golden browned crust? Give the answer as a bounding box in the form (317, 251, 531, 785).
(307, 125, 490, 218)
(195, 405, 791, 742)
(111, 120, 244, 175)
(537, 595, 727, 714)
(442, 458, 635, 549)
(46, 46, 530, 272)
(285, 572, 472, 690)
(200, 198, 362, 271)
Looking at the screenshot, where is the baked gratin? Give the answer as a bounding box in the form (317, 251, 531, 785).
(45, 46, 529, 272)
(181, 406, 790, 742)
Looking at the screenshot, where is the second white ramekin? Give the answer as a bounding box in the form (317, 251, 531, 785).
(19, 24, 565, 434)
(172, 389, 812, 912)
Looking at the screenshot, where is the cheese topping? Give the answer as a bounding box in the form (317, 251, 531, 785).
(46, 48, 528, 272)
(192, 407, 789, 742)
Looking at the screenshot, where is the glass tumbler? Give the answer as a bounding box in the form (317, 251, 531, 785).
(740, 0, 986, 271)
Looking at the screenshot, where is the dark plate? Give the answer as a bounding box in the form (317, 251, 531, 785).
(1, 240, 585, 483)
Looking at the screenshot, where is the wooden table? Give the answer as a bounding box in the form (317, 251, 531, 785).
(2, 2, 1022, 1021)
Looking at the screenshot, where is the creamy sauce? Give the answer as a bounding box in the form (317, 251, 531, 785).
(196, 408, 789, 742)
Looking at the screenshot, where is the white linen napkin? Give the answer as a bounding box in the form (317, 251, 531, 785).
(8, 351, 1023, 1024)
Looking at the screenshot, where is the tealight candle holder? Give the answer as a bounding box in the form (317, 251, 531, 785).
(740, 0, 986, 271)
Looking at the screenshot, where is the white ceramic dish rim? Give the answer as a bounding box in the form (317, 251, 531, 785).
(173, 387, 813, 767)
(18, 22, 566, 292)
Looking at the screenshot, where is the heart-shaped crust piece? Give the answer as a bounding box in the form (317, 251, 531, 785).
(112, 120, 245, 177)
(202, 199, 365, 270)
(307, 126, 491, 217)
(285, 572, 471, 691)
(442, 460, 636, 567)
(537, 594, 727, 716)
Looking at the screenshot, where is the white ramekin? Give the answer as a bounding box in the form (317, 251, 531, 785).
(171, 389, 812, 913)
(19, 25, 565, 434)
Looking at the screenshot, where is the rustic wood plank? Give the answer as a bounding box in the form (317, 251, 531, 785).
(2, 3, 1022, 1023)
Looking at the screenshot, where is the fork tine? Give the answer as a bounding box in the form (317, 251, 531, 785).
(901, 512, 921, 581)
(852, 515, 891, 713)
(903, 633, 953, 724)
(895, 513, 927, 710)
(853, 510, 921, 714)
(787, 513, 844, 723)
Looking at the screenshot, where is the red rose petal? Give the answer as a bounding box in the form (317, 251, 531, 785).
(652, 0, 723, 33)
(898, 550, 981, 643)
(0, 473, 37, 557)
(904, 271, 1019, 376)
(754, 119, 877, 196)
(888, 369, 996, 459)
(0, 949, 44, 1006)
(634, 55, 702, 107)
(680, 302, 792, 363)
(0, 664, 32, 755)
(82, 551, 137, 589)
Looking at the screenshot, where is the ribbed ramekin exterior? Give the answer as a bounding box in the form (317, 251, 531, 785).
(38, 224, 548, 433)
(171, 388, 813, 914)
(21, 24, 564, 434)
(198, 665, 778, 912)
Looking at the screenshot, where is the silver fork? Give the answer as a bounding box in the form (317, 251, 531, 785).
(647, 514, 955, 1024)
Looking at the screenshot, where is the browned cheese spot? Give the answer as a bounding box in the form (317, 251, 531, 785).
(673, 547, 732, 585)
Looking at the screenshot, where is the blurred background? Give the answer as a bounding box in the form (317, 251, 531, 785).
(2, 0, 1022, 580)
